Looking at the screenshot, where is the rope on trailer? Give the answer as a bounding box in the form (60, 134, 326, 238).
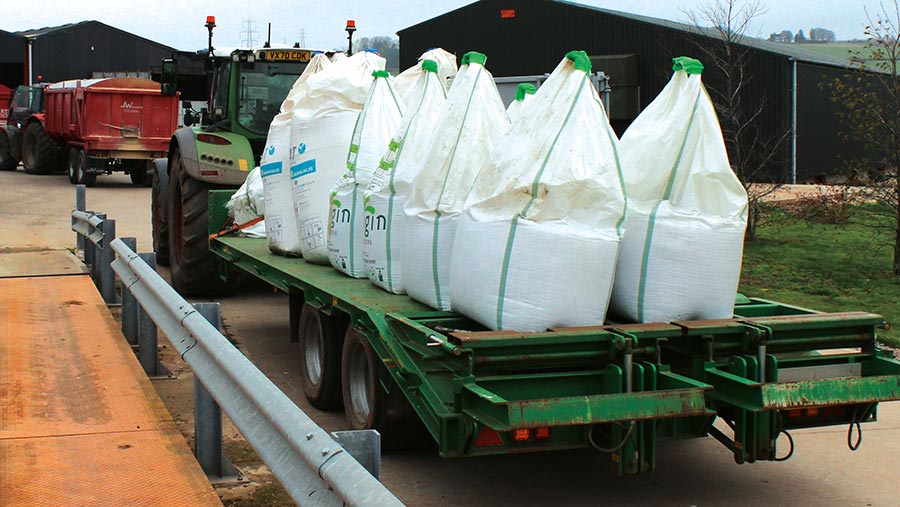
(588, 421, 636, 453)
(847, 407, 863, 451)
(209, 216, 264, 240)
(773, 412, 794, 462)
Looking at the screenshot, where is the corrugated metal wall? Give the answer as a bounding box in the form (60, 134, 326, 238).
(30, 23, 172, 84)
(399, 0, 853, 181)
(0, 30, 25, 89)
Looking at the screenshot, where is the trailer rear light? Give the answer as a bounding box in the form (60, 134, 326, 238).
(473, 427, 503, 448)
(512, 428, 531, 442)
(197, 134, 231, 146)
(534, 427, 551, 440)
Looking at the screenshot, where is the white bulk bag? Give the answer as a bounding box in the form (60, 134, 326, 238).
(226, 166, 266, 238)
(403, 51, 510, 311)
(393, 48, 457, 106)
(610, 56, 748, 323)
(363, 60, 447, 293)
(290, 51, 386, 263)
(261, 52, 332, 254)
(506, 82, 537, 123)
(328, 71, 404, 277)
(450, 51, 627, 332)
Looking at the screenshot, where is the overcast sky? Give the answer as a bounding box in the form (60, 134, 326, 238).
(2, 0, 890, 53)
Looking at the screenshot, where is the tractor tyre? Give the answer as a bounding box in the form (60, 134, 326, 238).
(21, 122, 62, 175)
(152, 162, 170, 266)
(0, 130, 16, 171)
(167, 148, 227, 295)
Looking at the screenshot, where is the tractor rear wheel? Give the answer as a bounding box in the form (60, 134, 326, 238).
(152, 161, 170, 266)
(167, 148, 227, 295)
(0, 130, 17, 171)
(21, 122, 61, 175)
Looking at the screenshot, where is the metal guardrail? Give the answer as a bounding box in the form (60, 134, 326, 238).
(110, 238, 404, 507)
(71, 185, 116, 304)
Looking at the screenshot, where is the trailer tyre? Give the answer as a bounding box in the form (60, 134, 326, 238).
(341, 327, 430, 450)
(67, 148, 81, 184)
(298, 305, 345, 410)
(0, 131, 16, 171)
(21, 122, 62, 175)
(129, 162, 152, 187)
(77, 151, 96, 187)
(152, 162, 170, 266)
(168, 148, 227, 295)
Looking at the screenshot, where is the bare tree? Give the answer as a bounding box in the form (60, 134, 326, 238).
(683, 0, 791, 240)
(829, 1, 900, 275)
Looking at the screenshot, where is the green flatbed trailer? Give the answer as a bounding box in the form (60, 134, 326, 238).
(207, 191, 900, 475)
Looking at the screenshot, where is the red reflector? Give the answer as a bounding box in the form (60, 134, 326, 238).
(200, 170, 219, 176)
(534, 427, 551, 440)
(512, 428, 531, 442)
(473, 427, 503, 447)
(787, 409, 803, 418)
(197, 133, 231, 145)
(500, 9, 516, 18)
(806, 407, 819, 417)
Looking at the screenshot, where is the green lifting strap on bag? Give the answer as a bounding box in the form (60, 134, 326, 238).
(672, 56, 704, 75)
(515, 83, 537, 102)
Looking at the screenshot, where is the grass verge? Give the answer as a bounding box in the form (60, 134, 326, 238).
(740, 204, 899, 347)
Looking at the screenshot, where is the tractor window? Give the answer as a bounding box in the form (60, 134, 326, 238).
(210, 61, 231, 121)
(236, 62, 306, 134)
(11, 86, 43, 114)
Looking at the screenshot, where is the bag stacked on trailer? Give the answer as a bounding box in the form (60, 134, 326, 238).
(450, 51, 627, 332)
(610, 57, 748, 323)
(506, 83, 537, 123)
(363, 59, 448, 293)
(226, 166, 266, 238)
(402, 51, 510, 311)
(327, 71, 404, 277)
(289, 51, 386, 264)
(392, 48, 458, 107)
(260, 52, 331, 254)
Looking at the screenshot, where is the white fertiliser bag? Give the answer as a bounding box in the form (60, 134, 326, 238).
(363, 59, 447, 293)
(450, 51, 627, 332)
(328, 70, 404, 277)
(226, 166, 266, 238)
(506, 82, 537, 123)
(290, 51, 386, 264)
(403, 51, 510, 310)
(610, 56, 748, 323)
(261, 52, 332, 254)
(393, 48, 457, 107)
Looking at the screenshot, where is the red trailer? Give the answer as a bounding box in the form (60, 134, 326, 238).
(43, 77, 178, 186)
(0, 85, 10, 125)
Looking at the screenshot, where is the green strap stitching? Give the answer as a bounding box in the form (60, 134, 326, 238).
(431, 63, 483, 306)
(635, 88, 703, 321)
(495, 216, 519, 329)
(496, 73, 587, 328)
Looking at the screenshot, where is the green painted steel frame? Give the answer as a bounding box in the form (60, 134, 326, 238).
(206, 190, 900, 474)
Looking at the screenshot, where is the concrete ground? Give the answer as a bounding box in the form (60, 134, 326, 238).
(2, 167, 899, 506)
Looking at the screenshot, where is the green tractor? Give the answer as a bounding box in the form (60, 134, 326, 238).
(155, 16, 322, 294)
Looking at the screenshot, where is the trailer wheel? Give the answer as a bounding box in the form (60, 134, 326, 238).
(21, 122, 62, 175)
(129, 162, 152, 187)
(152, 161, 170, 266)
(0, 131, 16, 171)
(77, 151, 97, 187)
(67, 148, 81, 184)
(298, 304, 345, 409)
(168, 148, 226, 295)
(341, 327, 430, 450)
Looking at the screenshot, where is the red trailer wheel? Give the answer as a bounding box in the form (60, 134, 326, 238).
(67, 148, 81, 184)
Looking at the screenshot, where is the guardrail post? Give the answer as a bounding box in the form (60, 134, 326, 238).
(100, 218, 117, 304)
(74, 185, 85, 252)
(136, 252, 168, 378)
(88, 213, 105, 281)
(120, 237, 138, 346)
(331, 430, 382, 480)
(193, 302, 241, 483)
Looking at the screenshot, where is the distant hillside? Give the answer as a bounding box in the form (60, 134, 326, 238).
(789, 42, 875, 64)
